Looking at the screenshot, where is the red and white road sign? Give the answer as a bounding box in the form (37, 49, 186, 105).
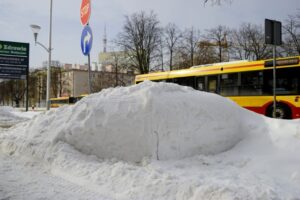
(80, 0, 91, 26)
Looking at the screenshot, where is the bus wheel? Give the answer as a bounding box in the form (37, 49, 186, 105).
(266, 103, 292, 119)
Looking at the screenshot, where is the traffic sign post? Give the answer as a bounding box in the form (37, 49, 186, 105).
(0, 40, 30, 111)
(80, 0, 93, 94)
(81, 25, 93, 94)
(265, 19, 282, 118)
(80, 0, 91, 26)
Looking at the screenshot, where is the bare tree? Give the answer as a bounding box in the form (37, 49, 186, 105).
(247, 24, 271, 59)
(95, 44, 133, 90)
(0, 82, 4, 105)
(179, 27, 202, 68)
(36, 70, 46, 107)
(196, 40, 218, 64)
(205, 25, 230, 62)
(9, 80, 26, 107)
(164, 23, 182, 70)
(230, 27, 251, 60)
(150, 36, 165, 72)
(231, 23, 272, 60)
(51, 66, 64, 97)
(28, 71, 38, 107)
(117, 11, 162, 74)
(110, 50, 130, 87)
(157, 36, 165, 71)
(283, 12, 300, 55)
(22, 69, 47, 107)
(0, 80, 10, 105)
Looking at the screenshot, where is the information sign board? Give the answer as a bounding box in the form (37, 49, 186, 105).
(0, 40, 29, 80)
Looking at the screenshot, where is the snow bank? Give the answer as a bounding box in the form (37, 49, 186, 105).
(1, 81, 245, 162)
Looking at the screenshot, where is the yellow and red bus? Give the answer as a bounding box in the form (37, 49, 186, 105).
(135, 56, 300, 119)
(50, 96, 77, 108)
(50, 94, 88, 108)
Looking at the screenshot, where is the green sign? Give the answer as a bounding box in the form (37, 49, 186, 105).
(0, 40, 29, 80)
(0, 41, 28, 56)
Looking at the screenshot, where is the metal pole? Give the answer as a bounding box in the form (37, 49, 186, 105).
(88, 54, 91, 94)
(46, 0, 53, 110)
(26, 62, 29, 112)
(273, 45, 277, 118)
(115, 63, 118, 87)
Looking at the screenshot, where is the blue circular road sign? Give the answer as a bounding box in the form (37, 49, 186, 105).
(81, 25, 93, 56)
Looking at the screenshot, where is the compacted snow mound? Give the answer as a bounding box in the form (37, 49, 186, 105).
(2, 81, 245, 162)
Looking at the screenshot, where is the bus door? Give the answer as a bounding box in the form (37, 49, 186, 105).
(207, 75, 219, 93)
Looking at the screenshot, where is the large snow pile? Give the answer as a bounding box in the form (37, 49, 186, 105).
(1, 81, 245, 162)
(1, 81, 300, 200)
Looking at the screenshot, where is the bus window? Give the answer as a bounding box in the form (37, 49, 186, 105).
(220, 73, 239, 96)
(240, 71, 263, 96)
(173, 77, 195, 88)
(277, 68, 300, 95)
(196, 77, 205, 91)
(69, 97, 77, 104)
(262, 70, 273, 95)
(208, 75, 219, 93)
(264, 67, 300, 95)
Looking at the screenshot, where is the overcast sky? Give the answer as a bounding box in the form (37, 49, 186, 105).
(0, 0, 299, 68)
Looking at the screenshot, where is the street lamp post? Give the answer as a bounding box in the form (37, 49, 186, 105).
(30, 0, 53, 110)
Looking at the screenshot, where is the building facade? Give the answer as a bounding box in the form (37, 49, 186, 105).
(42, 60, 61, 68)
(61, 69, 135, 97)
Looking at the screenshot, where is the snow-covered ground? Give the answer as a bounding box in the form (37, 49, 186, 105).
(0, 154, 109, 200)
(0, 106, 39, 127)
(1, 81, 300, 200)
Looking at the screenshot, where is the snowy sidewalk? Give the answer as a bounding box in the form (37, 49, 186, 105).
(0, 154, 111, 200)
